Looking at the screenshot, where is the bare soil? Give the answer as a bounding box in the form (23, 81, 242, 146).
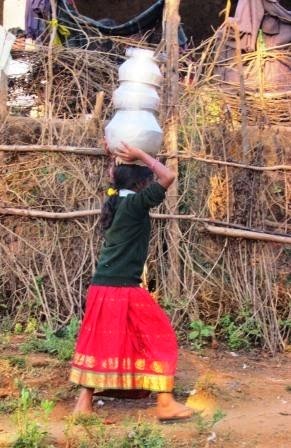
(0, 335, 290, 447)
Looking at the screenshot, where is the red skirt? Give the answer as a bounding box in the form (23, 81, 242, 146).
(70, 285, 178, 392)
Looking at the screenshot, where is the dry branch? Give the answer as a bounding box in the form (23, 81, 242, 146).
(1, 207, 289, 240)
(1, 28, 290, 351)
(0, 145, 104, 156)
(0, 207, 101, 219)
(0, 145, 290, 171)
(206, 224, 291, 245)
(0, 72, 8, 121)
(173, 155, 291, 172)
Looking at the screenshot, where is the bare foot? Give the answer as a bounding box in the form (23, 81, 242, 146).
(156, 393, 194, 420)
(73, 387, 94, 415)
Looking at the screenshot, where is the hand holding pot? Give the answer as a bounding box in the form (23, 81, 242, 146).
(114, 142, 142, 163)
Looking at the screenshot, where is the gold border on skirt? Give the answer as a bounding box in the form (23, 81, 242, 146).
(70, 367, 174, 392)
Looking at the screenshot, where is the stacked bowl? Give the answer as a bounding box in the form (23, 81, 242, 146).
(105, 48, 163, 158)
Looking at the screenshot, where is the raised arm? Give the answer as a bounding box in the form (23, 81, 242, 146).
(114, 143, 175, 189)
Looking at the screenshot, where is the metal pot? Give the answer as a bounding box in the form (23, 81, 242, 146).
(112, 82, 160, 111)
(105, 110, 163, 156)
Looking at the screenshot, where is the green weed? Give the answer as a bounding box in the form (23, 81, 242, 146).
(24, 318, 38, 334)
(12, 386, 55, 448)
(64, 414, 114, 448)
(14, 323, 23, 334)
(188, 320, 214, 350)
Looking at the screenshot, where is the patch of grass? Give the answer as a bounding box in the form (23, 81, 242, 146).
(65, 418, 165, 448)
(53, 384, 79, 401)
(0, 315, 14, 333)
(0, 397, 18, 414)
(121, 422, 165, 448)
(194, 409, 226, 435)
(218, 310, 263, 350)
(0, 333, 11, 350)
(21, 318, 80, 361)
(6, 356, 27, 369)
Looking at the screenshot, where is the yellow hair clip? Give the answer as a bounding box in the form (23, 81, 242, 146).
(107, 187, 118, 197)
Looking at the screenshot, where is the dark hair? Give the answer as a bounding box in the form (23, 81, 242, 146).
(100, 164, 153, 231)
(8, 28, 26, 38)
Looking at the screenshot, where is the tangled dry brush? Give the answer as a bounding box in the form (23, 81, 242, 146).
(0, 31, 290, 353)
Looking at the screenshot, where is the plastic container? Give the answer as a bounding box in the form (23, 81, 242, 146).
(105, 110, 163, 157)
(118, 47, 162, 87)
(112, 82, 160, 111)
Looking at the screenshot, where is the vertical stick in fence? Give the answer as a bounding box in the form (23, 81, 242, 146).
(46, 0, 58, 143)
(0, 70, 7, 122)
(232, 21, 249, 162)
(163, 0, 181, 298)
(0, 0, 3, 26)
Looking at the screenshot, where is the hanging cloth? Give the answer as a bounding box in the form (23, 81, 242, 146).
(25, 0, 51, 39)
(216, 0, 291, 92)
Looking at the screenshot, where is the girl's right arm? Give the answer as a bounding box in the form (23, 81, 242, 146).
(115, 143, 175, 189)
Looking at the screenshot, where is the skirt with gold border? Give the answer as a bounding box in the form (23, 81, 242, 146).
(69, 285, 177, 392)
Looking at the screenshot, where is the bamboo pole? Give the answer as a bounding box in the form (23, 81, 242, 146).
(0, 0, 3, 26)
(0, 205, 288, 232)
(0, 70, 7, 162)
(205, 224, 291, 245)
(45, 0, 58, 142)
(0, 145, 105, 156)
(0, 71, 8, 121)
(163, 0, 181, 298)
(0, 206, 290, 244)
(0, 145, 290, 171)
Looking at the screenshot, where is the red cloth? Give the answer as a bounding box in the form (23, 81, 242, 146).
(70, 285, 177, 392)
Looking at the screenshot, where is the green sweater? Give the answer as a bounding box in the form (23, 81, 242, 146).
(92, 182, 166, 286)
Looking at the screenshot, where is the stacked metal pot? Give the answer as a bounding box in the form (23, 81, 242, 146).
(105, 48, 163, 158)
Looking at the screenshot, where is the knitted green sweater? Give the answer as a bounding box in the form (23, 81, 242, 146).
(92, 182, 166, 287)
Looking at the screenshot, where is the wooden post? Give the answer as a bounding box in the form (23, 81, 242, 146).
(0, 0, 3, 26)
(1, 0, 9, 131)
(163, 0, 181, 298)
(232, 22, 249, 162)
(0, 70, 8, 122)
(45, 0, 58, 143)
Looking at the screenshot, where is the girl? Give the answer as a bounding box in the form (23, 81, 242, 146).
(70, 143, 193, 422)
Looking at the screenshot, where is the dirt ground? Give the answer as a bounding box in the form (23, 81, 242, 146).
(0, 335, 291, 448)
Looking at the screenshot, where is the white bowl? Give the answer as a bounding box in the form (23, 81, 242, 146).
(118, 48, 162, 87)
